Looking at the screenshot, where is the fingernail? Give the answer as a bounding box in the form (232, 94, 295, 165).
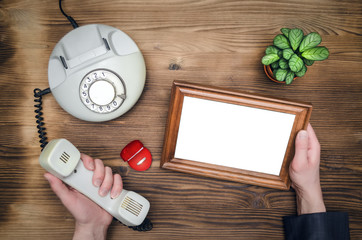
(94, 179, 102, 187)
(298, 130, 308, 139)
(111, 191, 120, 199)
(100, 188, 107, 197)
(44, 174, 51, 183)
(89, 162, 95, 170)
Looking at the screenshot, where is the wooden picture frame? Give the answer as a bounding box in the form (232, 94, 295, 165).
(161, 81, 312, 190)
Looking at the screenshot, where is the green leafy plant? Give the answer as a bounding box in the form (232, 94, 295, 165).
(262, 28, 329, 85)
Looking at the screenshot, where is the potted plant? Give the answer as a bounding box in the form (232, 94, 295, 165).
(262, 28, 329, 85)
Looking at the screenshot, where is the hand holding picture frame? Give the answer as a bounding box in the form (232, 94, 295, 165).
(161, 81, 312, 190)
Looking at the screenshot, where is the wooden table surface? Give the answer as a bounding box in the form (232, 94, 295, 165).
(0, 0, 361, 239)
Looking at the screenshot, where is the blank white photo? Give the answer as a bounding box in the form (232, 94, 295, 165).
(174, 96, 295, 175)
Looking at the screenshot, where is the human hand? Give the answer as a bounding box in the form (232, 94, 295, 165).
(289, 124, 326, 215)
(44, 153, 123, 240)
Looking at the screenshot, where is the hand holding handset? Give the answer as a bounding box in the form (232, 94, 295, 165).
(39, 138, 150, 227)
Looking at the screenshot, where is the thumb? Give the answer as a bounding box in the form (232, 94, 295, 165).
(44, 173, 72, 204)
(291, 130, 309, 171)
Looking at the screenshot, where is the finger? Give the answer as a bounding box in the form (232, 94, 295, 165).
(111, 174, 123, 199)
(307, 124, 319, 148)
(99, 166, 113, 197)
(291, 129, 309, 171)
(306, 124, 321, 165)
(93, 159, 105, 187)
(44, 173, 73, 205)
(80, 153, 95, 171)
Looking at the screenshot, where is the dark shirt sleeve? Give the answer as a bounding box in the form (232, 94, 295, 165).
(283, 212, 350, 240)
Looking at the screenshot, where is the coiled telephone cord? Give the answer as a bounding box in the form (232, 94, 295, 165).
(33, 88, 51, 151)
(128, 217, 153, 231)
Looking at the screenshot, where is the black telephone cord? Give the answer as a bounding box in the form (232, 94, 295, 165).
(128, 217, 153, 231)
(59, 0, 79, 29)
(34, 88, 51, 151)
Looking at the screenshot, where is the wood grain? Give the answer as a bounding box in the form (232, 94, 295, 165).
(0, 0, 361, 239)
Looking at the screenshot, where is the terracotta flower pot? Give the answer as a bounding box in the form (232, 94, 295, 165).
(263, 65, 297, 84)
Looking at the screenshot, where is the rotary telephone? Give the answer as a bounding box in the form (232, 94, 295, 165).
(47, 23, 146, 122)
(34, 0, 151, 231)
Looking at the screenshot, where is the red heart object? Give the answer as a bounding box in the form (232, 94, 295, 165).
(120, 140, 152, 171)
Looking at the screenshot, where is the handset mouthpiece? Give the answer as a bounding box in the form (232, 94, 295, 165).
(39, 138, 81, 178)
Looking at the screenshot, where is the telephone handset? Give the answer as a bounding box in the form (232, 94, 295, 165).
(39, 138, 150, 227)
(48, 24, 146, 122)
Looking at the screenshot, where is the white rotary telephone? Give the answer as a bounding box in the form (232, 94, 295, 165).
(34, 1, 152, 231)
(48, 24, 146, 122)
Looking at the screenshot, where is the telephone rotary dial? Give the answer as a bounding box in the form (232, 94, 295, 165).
(79, 69, 126, 114)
